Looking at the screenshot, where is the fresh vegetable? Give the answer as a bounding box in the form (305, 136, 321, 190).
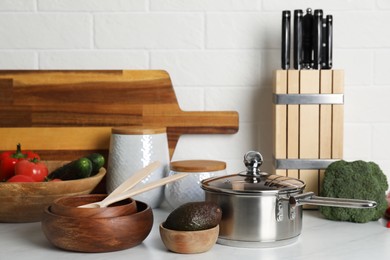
(320, 160, 388, 223)
(86, 153, 105, 175)
(46, 157, 92, 181)
(7, 175, 35, 182)
(163, 202, 222, 231)
(387, 221, 390, 228)
(0, 144, 40, 181)
(14, 158, 48, 182)
(385, 207, 390, 220)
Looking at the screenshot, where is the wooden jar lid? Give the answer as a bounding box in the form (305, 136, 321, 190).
(111, 126, 166, 135)
(170, 160, 226, 172)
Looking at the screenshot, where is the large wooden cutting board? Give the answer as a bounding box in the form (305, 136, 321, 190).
(0, 70, 239, 160)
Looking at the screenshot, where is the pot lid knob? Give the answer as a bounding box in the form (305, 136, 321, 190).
(243, 151, 263, 175)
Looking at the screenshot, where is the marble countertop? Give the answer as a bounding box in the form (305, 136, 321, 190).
(1, 209, 389, 260)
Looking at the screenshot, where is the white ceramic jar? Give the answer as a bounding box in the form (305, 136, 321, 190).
(106, 127, 170, 208)
(164, 160, 227, 209)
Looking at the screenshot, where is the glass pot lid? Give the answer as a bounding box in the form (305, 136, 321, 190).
(201, 151, 305, 195)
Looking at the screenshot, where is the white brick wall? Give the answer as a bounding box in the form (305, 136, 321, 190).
(94, 13, 204, 49)
(0, 14, 92, 49)
(1, 0, 390, 185)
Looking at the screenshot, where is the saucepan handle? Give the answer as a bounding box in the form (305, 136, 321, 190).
(287, 192, 377, 209)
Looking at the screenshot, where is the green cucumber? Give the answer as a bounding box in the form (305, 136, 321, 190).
(47, 158, 93, 181)
(86, 153, 105, 175)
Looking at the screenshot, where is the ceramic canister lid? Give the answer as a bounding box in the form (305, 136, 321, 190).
(111, 126, 166, 135)
(170, 160, 226, 172)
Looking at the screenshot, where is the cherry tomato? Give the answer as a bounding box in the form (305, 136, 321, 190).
(15, 158, 48, 182)
(7, 175, 35, 182)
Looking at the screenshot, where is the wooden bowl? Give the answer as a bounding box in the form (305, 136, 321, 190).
(159, 223, 219, 254)
(41, 200, 153, 253)
(50, 194, 137, 218)
(0, 161, 106, 223)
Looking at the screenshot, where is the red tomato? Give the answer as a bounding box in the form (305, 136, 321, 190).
(15, 159, 48, 182)
(7, 175, 35, 182)
(385, 207, 390, 220)
(0, 143, 40, 181)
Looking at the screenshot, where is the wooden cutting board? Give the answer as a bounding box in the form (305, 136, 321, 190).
(0, 70, 239, 160)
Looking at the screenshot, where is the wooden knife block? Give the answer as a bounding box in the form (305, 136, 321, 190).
(273, 69, 344, 197)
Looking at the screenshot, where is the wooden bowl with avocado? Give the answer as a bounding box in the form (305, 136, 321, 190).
(159, 202, 222, 254)
(160, 224, 219, 254)
(0, 161, 106, 223)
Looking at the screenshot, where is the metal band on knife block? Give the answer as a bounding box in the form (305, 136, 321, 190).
(274, 159, 339, 170)
(273, 93, 344, 105)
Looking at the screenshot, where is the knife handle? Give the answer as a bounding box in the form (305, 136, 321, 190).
(321, 18, 328, 68)
(324, 15, 333, 69)
(293, 9, 303, 70)
(313, 9, 323, 70)
(281, 10, 291, 70)
(302, 8, 314, 69)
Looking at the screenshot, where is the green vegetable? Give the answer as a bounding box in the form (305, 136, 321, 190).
(320, 160, 388, 223)
(163, 202, 222, 231)
(46, 158, 93, 181)
(86, 153, 105, 175)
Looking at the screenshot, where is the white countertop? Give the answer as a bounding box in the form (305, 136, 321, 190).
(1, 208, 389, 260)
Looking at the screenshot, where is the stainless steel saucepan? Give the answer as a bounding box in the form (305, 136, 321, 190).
(201, 151, 376, 248)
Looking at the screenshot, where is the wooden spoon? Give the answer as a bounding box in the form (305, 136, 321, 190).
(79, 161, 161, 210)
(106, 161, 161, 198)
(79, 173, 188, 208)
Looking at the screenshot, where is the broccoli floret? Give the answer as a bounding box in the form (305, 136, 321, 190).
(320, 160, 388, 223)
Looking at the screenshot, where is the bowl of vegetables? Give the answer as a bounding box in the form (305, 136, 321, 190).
(0, 145, 106, 222)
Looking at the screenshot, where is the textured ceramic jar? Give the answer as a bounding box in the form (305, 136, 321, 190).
(106, 127, 170, 208)
(164, 160, 227, 209)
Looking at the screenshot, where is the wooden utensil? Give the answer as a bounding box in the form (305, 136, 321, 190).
(79, 173, 188, 208)
(104, 161, 161, 200)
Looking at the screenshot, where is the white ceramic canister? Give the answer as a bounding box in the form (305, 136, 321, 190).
(164, 160, 227, 209)
(106, 127, 170, 208)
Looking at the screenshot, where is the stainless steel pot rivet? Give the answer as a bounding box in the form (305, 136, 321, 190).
(276, 199, 284, 222)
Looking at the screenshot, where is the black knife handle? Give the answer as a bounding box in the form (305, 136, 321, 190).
(293, 9, 303, 70)
(325, 15, 333, 69)
(321, 18, 328, 68)
(281, 10, 291, 70)
(302, 8, 314, 69)
(313, 9, 323, 69)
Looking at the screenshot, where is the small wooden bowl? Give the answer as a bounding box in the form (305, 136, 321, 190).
(50, 194, 137, 218)
(41, 200, 153, 253)
(159, 223, 219, 254)
(0, 161, 106, 223)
